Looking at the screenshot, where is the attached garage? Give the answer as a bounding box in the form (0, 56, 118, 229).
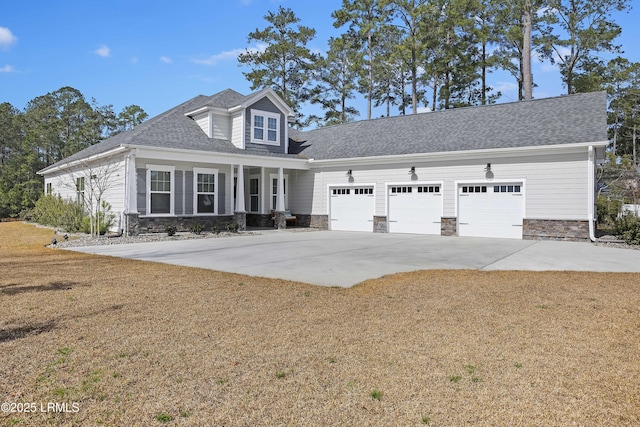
(388, 184, 443, 234)
(329, 186, 375, 231)
(458, 183, 524, 239)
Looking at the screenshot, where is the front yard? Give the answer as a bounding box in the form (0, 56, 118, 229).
(1, 222, 639, 426)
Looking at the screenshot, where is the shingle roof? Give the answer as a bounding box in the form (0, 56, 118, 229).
(40, 90, 608, 174)
(40, 89, 300, 173)
(289, 91, 608, 160)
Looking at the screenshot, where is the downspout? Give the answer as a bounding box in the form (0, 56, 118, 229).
(588, 146, 597, 242)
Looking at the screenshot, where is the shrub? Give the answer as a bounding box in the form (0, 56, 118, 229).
(189, 223, 205, 235)
(613, 213, 640, 245)
(165, 225, 177, 236)
(226, 222, 240, 233)
(31, 195, 85, 232)
(596, 195, 622, 226)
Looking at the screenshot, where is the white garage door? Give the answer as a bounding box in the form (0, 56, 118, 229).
(330, 186, 374, 232)
(458, 183, 524, 239)
(388, 184, 442, 234)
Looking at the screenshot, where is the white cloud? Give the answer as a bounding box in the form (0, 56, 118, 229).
(0, 64, 16, 73)
(94, 45, 111, 57)
(0, 26, 17, 49)
(416, 106, 432, 114)
(493, 81, 518, 93)
(193, 44, 267, 66)
(160, 56, 172, 64)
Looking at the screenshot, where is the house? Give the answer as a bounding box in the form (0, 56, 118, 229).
(38, 88, 608, 241)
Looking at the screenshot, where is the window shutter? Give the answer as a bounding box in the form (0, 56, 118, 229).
(184, 171, 194, 215)
(136, 168, 146, 215)
(218, 173, 225, 214)
(174, 170, 183, 215)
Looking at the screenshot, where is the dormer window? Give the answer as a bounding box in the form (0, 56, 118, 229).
(251, 110, 279, 145)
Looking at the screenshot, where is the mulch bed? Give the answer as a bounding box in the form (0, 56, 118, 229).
(1, 222, 639, 426)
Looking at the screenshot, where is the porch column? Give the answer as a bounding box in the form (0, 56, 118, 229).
(234, 164, 246, 231)
(124, 151, 139, 236)
(274, 167, 286, 229)
(276, 167, 285, 212)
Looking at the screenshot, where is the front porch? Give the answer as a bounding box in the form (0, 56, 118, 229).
(124, 148, 310, 235)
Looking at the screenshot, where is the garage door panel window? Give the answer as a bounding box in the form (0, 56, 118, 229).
(461, 185, 487, 193)
(494, 185, 521, 193)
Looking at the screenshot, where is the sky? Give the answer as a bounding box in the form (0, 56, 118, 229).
(1, 0, 639, 123)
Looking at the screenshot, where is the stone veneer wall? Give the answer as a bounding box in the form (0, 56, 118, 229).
(125, 213, 236, 236)
(373, 216, 387, 233)
(247, 213, 273, 228)
(441, 217, 457, 236)
(295, 214, 329, 229)
(523, 219, 590, 241)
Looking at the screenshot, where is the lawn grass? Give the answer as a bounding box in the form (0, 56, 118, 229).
(1, 222, 639, 426)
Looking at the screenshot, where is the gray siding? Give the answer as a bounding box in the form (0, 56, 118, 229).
(245, 97, 286, 154)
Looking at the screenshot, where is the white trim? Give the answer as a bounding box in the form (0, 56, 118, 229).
(228, 88, 296, 117)
(250, 109, 280, 146)
(146, 164, 175, 216)
(193, 167, 218, 216)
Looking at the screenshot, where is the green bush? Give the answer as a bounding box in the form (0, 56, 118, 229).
(226, 222, 240, 233)
(613, 213, 640, 245)
(596, 195, 622, 226)
(31, 195, 85, 232)
(189, 223, 205, 235)
(165, 225, 177, 236)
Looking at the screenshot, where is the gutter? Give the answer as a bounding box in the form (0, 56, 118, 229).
(588, 145, 598, 242)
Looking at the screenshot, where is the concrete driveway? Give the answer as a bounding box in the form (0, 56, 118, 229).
(66, 230, 640, 287)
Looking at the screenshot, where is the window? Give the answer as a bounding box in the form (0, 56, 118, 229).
(251, 110, 280, 145)
(493, 184, 522, 193)
(147, 165, 174, 215)
(46, 182, 53, 195)
(76, 177, 85, 205)
(461, 185, 487, 193)
(194, 168, 217, 214)
(250, 177, 259, 213)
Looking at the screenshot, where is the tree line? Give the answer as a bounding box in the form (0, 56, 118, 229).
(0, 86, 147, 218)
(238, 0, 636, 131)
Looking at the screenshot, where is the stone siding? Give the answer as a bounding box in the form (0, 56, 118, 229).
(441, 217, 457, 236)
(274, 211, 287, 229)
(523, 219, 590, 241)
(295, 214, 329, 230)
(373, 216, 387, 233)
(126, 214, 236, 235)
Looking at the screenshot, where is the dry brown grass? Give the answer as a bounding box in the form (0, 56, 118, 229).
(1, 222, 639, 426)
